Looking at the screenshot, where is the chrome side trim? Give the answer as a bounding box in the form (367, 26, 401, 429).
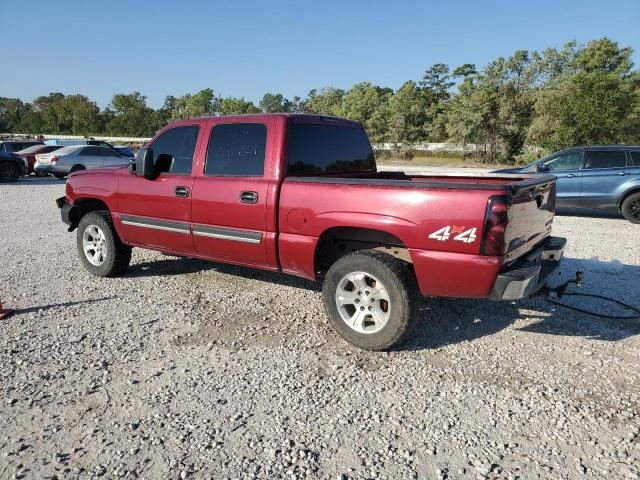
(192, 225, 262, 244)
(120, 214, 190, 235)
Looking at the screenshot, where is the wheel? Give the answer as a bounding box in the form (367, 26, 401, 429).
(0, 162, 20, 182)
(77, 211, 132, 277)
(322, 250, 420, 351)
(53, 173, 66, 179)
(70, 165, 85, 174)
(621, 192, 640, 224)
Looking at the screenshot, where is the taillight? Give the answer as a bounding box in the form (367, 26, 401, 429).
(50, 156, 58, 164)
(480, 196, 509, 256)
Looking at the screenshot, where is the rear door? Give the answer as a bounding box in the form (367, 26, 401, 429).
(580, 149, 629, 209)
(190, 118, 275, 268)
(78, 146, 103, 169)
(116, 124, 201, 254)
(98, 147, 127, 167)
(537, 150, 584, 207)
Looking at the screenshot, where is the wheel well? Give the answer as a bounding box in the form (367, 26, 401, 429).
(620, 188, 640, 209)
(71, 164, 86, 171)
(70, 198, 109, 230)
(314, 227, 411, 275)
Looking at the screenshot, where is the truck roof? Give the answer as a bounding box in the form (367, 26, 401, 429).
(192, 113, 362, 128)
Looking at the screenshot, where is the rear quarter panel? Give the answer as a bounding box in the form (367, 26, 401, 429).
(277, 180, 502, 281)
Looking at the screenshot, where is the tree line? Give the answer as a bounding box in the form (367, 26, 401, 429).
(1, 38, 638, 164)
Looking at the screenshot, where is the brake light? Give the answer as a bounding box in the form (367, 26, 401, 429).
(50, 156, 58, 164)
(480, 196, 509, 256)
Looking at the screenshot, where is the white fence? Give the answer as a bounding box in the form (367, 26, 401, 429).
(1, 133, 151, 143)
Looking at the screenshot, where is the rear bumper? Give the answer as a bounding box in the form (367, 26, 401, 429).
(490, 236, 566, 300)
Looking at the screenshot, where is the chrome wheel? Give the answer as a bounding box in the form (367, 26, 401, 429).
(82, 225, 107, 266)
(335, 271, 391, 334)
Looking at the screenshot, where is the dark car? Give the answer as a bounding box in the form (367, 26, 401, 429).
(16, 144, 63, 175)
(0, 140, 43, 153)
(494, 146, 640, 223)
(0, 151, 28, 182)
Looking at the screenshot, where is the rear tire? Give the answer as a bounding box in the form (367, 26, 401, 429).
(322, 249, 420, 351)
(53, 173, 66, 179)
(77, 211, 132, 277)
(0, 162, 20, 182)
(621, 192, 640, 224)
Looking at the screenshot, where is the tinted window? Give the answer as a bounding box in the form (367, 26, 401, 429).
(288, 124, 375, 175)
(541, 152, 583, 171)
(205, 123, 266, 176)
(80, 147, 101, 156)
(630, 151, 640, 166)
(148, 125, 199, 174)
(585, 150, 627, 169)
(99, 147, 120, 157)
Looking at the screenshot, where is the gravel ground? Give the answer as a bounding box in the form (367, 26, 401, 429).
(1, 177, 639, 480)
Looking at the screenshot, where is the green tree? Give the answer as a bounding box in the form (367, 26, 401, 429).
(387, 81, 429, 144)
(259, 93, 293, 113)
(342, 82, 392, 143)
(301, 88, 345, 116)
(106, 92, 155, 136)
(218, 97, 260, 115)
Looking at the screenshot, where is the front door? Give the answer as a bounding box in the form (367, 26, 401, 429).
(190, 119, 275, 268)
(538, 151, 584, 208)
(116, 124, 200, 254)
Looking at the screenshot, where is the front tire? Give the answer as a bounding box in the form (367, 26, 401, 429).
(77, 211, 132, 277)
(621, 192, 640, 224)
(0, 162, 20, 182)
(322, 250, 420, 351)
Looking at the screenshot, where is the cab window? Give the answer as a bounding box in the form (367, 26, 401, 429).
(205, 123, 267, 176)
(148, 125, 199, 175)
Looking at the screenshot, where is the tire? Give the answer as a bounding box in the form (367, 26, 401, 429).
(77, 210, 132, 277)
(0, 162, 20, 182)
(621, 192, 640, 224)
(53, 173, 66, 179)
(70, 165, 86, 174)
(35, 170, 49, 177)
(322, 249, 420, 351)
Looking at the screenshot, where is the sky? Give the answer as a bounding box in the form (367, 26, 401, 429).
(2, 0, 639, 108)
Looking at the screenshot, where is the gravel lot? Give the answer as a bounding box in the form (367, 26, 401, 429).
(1, 177, 639, 480)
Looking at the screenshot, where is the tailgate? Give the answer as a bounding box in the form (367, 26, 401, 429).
(503, 175, 557, 262)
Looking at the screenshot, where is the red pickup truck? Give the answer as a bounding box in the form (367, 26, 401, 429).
(57, 114, 565, 350)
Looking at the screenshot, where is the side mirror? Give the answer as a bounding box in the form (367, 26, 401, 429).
(129, 148, 172, 180)
(129, 147, 154, 178)
(536, 164, 550, 173)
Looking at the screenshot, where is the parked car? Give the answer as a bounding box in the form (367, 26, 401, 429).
(0, 140, 43, 153)
(56, 114, 566, 350)
(44, 139, 134, 157)
(0, 151, 28, 182)
(494, 145, 640, 223)
(35, 145, 128, 178)
(16, 144, 63, 175)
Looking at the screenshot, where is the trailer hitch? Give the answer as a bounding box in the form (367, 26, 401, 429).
(539, 271, 584, 299)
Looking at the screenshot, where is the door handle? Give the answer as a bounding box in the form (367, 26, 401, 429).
(619, 172, 630, 176)
(567, 174, 576, 178)
(175, 186, 190, 198)
(240, 191, 258, 204)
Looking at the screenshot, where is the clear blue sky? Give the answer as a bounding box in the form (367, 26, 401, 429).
(3, 0, 639, 108)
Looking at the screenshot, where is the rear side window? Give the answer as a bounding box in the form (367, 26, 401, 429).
(80, 147, 101, 156)
(585, 150, 627, 169)
(205, 123, 266, 176)
(630, 151, 640, 166)
(98, 147, 119, 157)
(288, 124, 375, 175)
(149, 125, 199, 174)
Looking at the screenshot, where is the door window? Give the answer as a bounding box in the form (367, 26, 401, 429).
(540, 152, 583, 171)
(148, 125, 199, 175)
(80, 146, 101, 156)
(630, 151, 640, 166)
(98, 147, 120, 157)
(584, 150, 627, 169)
(205, 123, 267, 176)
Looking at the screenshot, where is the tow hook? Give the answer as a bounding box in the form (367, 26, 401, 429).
(540, 271, 584, 299)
